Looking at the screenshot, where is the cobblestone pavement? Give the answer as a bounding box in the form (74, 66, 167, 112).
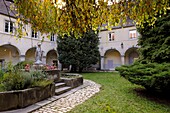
(32, 80, 101, 113)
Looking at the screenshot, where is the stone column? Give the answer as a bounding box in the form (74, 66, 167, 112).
(100, 56, 104, 70)
(57, 61, 62, 70)
(121, 55, 125, 65)
(20, 55, 25, 62)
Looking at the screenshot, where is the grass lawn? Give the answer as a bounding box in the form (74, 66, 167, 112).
(68, 72, 170, 113)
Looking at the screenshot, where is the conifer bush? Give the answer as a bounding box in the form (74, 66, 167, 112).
(116, 63, 170, 92)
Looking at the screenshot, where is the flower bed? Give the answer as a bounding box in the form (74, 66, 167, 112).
(0, 83, 55, 112)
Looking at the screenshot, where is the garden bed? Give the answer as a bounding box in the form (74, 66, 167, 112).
(0, 83, 55, 112)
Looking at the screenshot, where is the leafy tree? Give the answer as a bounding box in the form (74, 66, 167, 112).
(6, 0, 169, 37)
(57, 30, 100, 72)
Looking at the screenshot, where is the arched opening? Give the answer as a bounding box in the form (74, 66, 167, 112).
(46, 50, 58, 66)
(0, 44, 20, 65)
(104, 49, 121, 70)
(125, 47, 139, 65)
(25, 47, 36, 62)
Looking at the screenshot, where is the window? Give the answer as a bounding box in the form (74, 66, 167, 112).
(5, 20, 14, 33)
(50, 33, 55, 41)
(31, 30, 38, 38)
(129, 30, 137, 39)
(108, 32, 115, 41)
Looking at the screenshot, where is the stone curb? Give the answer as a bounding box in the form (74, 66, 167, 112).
(0, 80, 91, 113)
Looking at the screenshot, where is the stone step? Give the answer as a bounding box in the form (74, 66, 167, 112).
(55, 82, 66, 89)
(55, 86, 72, 95)
(55, 79, 64, 83)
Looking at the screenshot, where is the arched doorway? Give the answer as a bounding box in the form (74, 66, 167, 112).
(0, 44, 20, 65)
(125, 47, 139, 65)
(25, 47, 36, 62)
(46, 50, 58, 66)
(104, 49, 121, 70)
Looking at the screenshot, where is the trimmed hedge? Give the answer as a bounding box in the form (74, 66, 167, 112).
(116, 62, 170, 92)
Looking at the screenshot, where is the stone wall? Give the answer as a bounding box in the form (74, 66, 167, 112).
(0, 83, 55, 112)
(62, 77, 83, 88)
(45, 70, 60, 82)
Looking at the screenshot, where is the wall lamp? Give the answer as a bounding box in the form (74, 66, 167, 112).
(121, 42, 124, 49)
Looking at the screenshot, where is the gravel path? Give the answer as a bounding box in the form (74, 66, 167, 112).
(32, 80, 101, 113)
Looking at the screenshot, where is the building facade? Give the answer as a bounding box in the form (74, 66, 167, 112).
(0, 0, 58, 68)
(0, 0, 139, 70)
(99, 25, 139, 70)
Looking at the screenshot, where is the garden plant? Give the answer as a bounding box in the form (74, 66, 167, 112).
(0, 62, 53, 92)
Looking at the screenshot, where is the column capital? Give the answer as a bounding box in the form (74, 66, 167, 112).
(101, 56, 104, 58)
(121, 55, 125, 57)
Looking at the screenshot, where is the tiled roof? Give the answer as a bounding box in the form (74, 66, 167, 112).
(0, 0, 16, 17)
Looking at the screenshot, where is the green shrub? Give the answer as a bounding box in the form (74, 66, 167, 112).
(2, 72, 26, 91)
(116, 63, 170, 92)
(31, 79, 53, 87)
(0, 63, 53, 91)
(1, 70, 52, 91)
(21, 72, 33, 89)
(0, 70, 4, 82)
(30, 70, 48, 81)
(0, 83, 5, 92)
(0, 70, 4, 77)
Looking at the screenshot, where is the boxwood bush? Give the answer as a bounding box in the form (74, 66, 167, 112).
(116, 62, 170, 92)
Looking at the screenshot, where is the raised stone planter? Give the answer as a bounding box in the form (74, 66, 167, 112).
(44, 70, 60, 82)
(0, 83, 55, 112)
(61, 73, 83, 88)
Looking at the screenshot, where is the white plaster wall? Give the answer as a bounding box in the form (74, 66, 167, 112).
(0, 46, 19, 65)
(0, 14, 57, 64)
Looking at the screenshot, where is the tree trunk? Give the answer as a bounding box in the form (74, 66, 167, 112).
(70, 65, 77, 72)
(79, 67, 83, 73)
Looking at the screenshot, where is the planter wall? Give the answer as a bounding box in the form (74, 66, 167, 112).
(44, 70, 60, 82)
(0, 83, 55, 112)
(62, 77, 83, 88)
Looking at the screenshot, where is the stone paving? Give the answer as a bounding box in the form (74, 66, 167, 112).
(32, 80, 101, 113)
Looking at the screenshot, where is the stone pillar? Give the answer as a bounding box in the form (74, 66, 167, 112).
(100, 56, 104, 70)
(20, 55, 25, 62)
(57, 61, 62, 70)
(121, 55, 125, 65)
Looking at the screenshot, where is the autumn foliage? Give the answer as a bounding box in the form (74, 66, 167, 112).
(11, 0, 169, 36)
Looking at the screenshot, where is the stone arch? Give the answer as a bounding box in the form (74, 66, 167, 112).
(25, 47, 36, 62)
(104, 49, 121, 70)
(46, 50, 58, 66)
(0, 44, 20, 65)
(125, 47, 139, 65)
